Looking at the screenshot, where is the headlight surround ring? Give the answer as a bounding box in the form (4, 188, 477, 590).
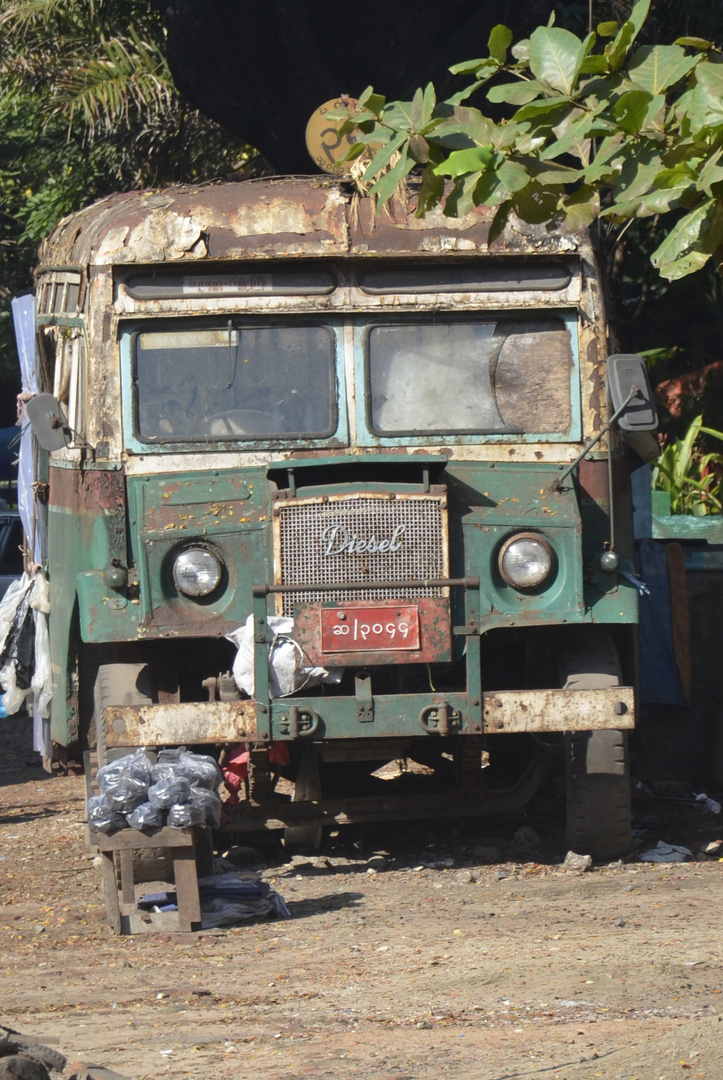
(498, 532, 555, 591)
(172, 545, 224, 598)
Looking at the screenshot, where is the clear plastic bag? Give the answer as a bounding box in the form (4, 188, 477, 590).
(126, 800, 165, 831)
(189, 785, 222, 828)
(148, 775, 192, 809)
(97, 749, 153, 795)
(152, 748, 222, 791)
(106, 776, 148, 813)
(87, 793, 127, 834)
(167, 801, 205, 829)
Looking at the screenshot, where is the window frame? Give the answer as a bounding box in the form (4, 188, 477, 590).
(355, 309, 581, 447)
(119, 316, 349, 453)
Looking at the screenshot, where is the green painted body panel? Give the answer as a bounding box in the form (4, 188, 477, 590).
(47, 464, 127, 745)
(125, 468, 271, 637)
(47, 454, 635, 747)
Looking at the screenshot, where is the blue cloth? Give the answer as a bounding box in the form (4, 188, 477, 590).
(636, 539, 686, 705)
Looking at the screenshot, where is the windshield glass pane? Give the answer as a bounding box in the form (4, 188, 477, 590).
(134, 322, 336, 441)
(368, 317, 573, 435)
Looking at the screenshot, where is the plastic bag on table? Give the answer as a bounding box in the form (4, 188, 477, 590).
(148, 775, 192, 809)
(167, 800, 205, 829)
(189, 784, 222, 828)
(106, 776, 149, 813)
(152, 748, 222, 791)
(87, 793, 127, 834)
(126, 800, 165, 831)
(97, 749, 153, 795)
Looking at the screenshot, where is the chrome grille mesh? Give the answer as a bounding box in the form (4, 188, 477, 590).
(276, 494, 447, 614)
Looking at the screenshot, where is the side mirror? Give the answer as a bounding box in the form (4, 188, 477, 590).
(606, 354, 658, 432)
(25, 393, 71, 451)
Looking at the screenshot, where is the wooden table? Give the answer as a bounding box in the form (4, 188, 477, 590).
(94, 825, 202, 934)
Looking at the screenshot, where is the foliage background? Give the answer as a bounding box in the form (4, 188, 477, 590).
(0, 0, 267, 386)
(0, 0, 722, 442)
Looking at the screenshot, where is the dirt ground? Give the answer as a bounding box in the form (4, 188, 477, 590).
(2, 715, 723, 1080)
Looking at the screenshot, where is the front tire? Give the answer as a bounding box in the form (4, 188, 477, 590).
(93, 662, 154, 766)
(560, 634, 631, 860)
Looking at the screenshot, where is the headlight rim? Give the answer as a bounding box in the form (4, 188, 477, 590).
(498, 531, 555, 592)
(171, 543, 225, 599)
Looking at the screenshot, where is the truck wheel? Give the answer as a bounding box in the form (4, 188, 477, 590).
(285, 746, 323, 850)
(93, 662, 154, 767)
(560, 634, 631, 860)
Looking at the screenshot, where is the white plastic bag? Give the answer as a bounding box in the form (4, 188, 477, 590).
(0, 572, 34, 714)
(30, 571, 52, 719)
(227, 614, 340, 698)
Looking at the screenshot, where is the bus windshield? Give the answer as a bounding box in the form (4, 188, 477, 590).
(367, 316, 573, 436)
(133, 321, 337, 441)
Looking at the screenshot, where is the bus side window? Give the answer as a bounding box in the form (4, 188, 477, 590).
(48, 328, 69, 406)
(67, 332, 86, 445)
(50, 330, 86, 445)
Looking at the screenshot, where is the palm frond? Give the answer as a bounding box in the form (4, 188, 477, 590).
(53, 30, 176, 136)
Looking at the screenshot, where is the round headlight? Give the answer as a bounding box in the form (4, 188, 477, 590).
(499, 534, 554, 590)
(172, 547, 223, 597)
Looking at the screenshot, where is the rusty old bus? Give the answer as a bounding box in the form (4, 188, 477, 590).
(31, 176, 655, 857)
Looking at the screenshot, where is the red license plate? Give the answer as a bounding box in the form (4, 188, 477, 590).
(320, 606, 420, 652)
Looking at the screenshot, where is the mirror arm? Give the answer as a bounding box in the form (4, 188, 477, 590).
(552, 386, 638, 491)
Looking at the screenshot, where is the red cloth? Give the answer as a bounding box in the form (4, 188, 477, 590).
(222, 741, 290, 806)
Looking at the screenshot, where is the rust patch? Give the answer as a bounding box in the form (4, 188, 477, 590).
(104, 701, 258, 745)
(144, 498, 253, 533)
(578, 459, 609, 505)
(138, 604, 239, 637)
(50, 465, 125, 513)
(38, 177, 593, 270)
(587, 338, 601, 433)
(50, 464, 126, 559)
(483, 687, 634, 732)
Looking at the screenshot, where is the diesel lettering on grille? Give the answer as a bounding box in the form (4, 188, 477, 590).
(321, 523, 406, 557)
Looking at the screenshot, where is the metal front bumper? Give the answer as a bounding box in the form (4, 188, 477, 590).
(104, 686, 634, 747)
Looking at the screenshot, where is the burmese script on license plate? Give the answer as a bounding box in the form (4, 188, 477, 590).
(320, 606, 421, 652)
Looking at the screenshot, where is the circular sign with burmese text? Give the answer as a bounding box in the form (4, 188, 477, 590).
(305, 97, 358, 174)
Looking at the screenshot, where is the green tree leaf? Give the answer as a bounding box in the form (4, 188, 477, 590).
(559, 185, 600, 231)
(488, 24, 513, 64)
(362, 130, 409, 182)
(512, 181, 565, 224)
(487, 80, 548, 105)
(697, 148, 723, 197)
(528, 26, 586, 94)
(604, 0, 651, 70)
(675, 37, 716, 50)
(611, 89, 654, 134)
(449, 58, 487, 75)
(433, 145, 494, 177)
(496, 159, 531, 192)
(651, 200, 723, 280)
(695, 62, 723, 101)
(415, 162, 445, 217)
(368, 152, 416, 204)
(627, 45, 699, 95)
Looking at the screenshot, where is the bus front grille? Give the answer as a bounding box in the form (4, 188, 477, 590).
(274, 492, 449, 615)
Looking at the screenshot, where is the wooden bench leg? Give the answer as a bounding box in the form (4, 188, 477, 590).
(101, 850, 122, 934)
(119, 849, 135, 906)
(173, 847, 202, 931)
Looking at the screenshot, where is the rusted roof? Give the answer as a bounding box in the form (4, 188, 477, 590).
(37, 176, 586, 271)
